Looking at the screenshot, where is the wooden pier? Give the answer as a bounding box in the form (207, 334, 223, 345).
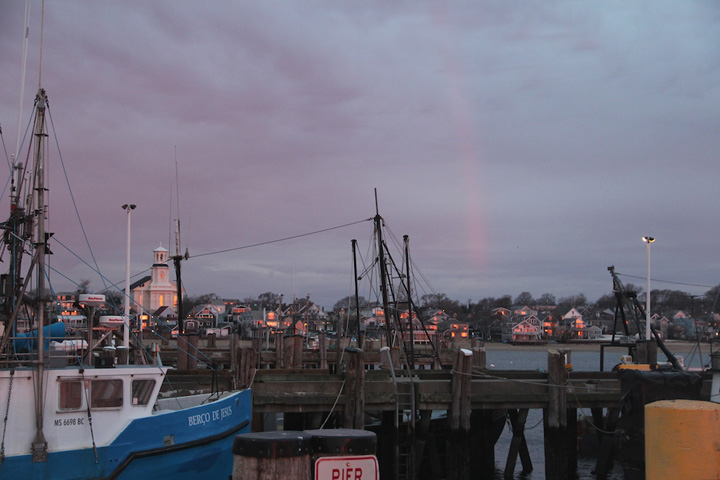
(156, 336, 713, 480)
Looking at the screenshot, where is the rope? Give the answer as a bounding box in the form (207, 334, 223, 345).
(319, 378, 346, 429)
(567, 381, 620, 435)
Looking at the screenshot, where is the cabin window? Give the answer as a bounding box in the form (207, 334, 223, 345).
(131, 379, 156, 406)
(59, 380, 83, 410)
(90, 379, 123, 408)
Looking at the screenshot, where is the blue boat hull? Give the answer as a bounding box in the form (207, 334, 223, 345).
(0, 389, 251, 480)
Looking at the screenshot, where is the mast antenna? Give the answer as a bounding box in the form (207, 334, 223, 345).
(175, 147, 181, 253)
(38, 0, 45, 88)
(14, 0, 33, 161)
(374, 188, 379, 217)
(171, 152, 188, 333)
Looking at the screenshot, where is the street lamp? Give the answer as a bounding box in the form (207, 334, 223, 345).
(122, 204, 136, 362)
(642, 236, 655, 341)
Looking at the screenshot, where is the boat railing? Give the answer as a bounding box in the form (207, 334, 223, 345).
(0, 331, 90, 368)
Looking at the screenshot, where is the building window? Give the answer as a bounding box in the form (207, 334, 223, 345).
(159, 295, 164, 306)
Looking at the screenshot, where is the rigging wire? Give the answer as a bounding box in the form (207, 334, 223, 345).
(382, 222, 438, 304)
(617, 272, 717, 291)
(1, 126, 11, 177)
(191, 218, 372, 259)
(46, 106, 111, 295)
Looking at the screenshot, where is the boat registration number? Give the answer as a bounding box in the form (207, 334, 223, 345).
(53, 417, 85, 427)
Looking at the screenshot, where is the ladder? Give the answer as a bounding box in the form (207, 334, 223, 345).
(383, 346, 418, 480)
(396, 376, 416, 480)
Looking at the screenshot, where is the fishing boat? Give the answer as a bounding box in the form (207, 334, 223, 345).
(0, 39, 250, 480)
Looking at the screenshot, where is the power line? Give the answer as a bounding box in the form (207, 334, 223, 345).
(191, 218, 373, 259)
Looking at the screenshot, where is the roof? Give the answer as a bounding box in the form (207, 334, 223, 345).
(130, 275, 152, 290)
(154, 305, 177, 317)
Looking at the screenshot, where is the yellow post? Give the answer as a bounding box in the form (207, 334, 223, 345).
(645, 399, 720, 480)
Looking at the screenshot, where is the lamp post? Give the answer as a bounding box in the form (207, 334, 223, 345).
(122, 204, 136, 361)
(642, 236, 655, 341)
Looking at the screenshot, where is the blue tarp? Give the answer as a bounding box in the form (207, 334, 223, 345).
(13, 322, 66, 353)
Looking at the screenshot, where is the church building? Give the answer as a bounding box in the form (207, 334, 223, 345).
(131, 244, 183, 313)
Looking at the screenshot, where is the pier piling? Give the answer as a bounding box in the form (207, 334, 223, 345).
(448, 348, 472, 480)
(544, 349, 569, 480)
(342, 347, 365, 429)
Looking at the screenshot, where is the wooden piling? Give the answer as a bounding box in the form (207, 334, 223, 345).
(293, 335, 303, 367)
(448, 348, 472, 480)
(319, 332, 327, 370)
(544, 349, 569, 480)
(306, 428, 377, 478)
(472, 347, 486, 369)
(275, 332, 284, 368)
(176, 334, 199, 371)
(237, 347, 256, 389)
(229, 333, 239, 373)
(342, 347, 365, 429)
(567, 406, 578, 474)
(432, 334, 442, 369)
(595, 408, 620, 478)
(283, 335, 297, 369)
(505, 408, 532, 478)
(470, 409, 503, 478)
(635, 339, 658, 366)
(232, 431, 311, 480)
(378, 411, 397, 480)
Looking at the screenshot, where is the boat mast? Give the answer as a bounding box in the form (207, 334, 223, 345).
(171, 157, 187, 334)
(352, 239, 362, 349)
(32, 88, 49, 462)
(374, 190, 393, 348)
(403, 235, 415, 370)
(172, 219, 187, 334)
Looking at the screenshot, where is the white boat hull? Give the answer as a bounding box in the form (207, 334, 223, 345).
(0, 366, 251, 479)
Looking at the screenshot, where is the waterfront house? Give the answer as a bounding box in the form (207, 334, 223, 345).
(424, 309, 449, 325)
(487, 318, 513, 342)
(512, 305, 537, 317)
(539, 311, 561, 339)
(191, 301, 227, 330)
(563, 307, 584, 321)
(491, 307, 512, 319)
(512, 318, 543, 344)
(444, 321, 469, 340)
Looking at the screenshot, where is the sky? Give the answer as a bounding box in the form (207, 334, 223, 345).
(1, 1, 719, 310)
